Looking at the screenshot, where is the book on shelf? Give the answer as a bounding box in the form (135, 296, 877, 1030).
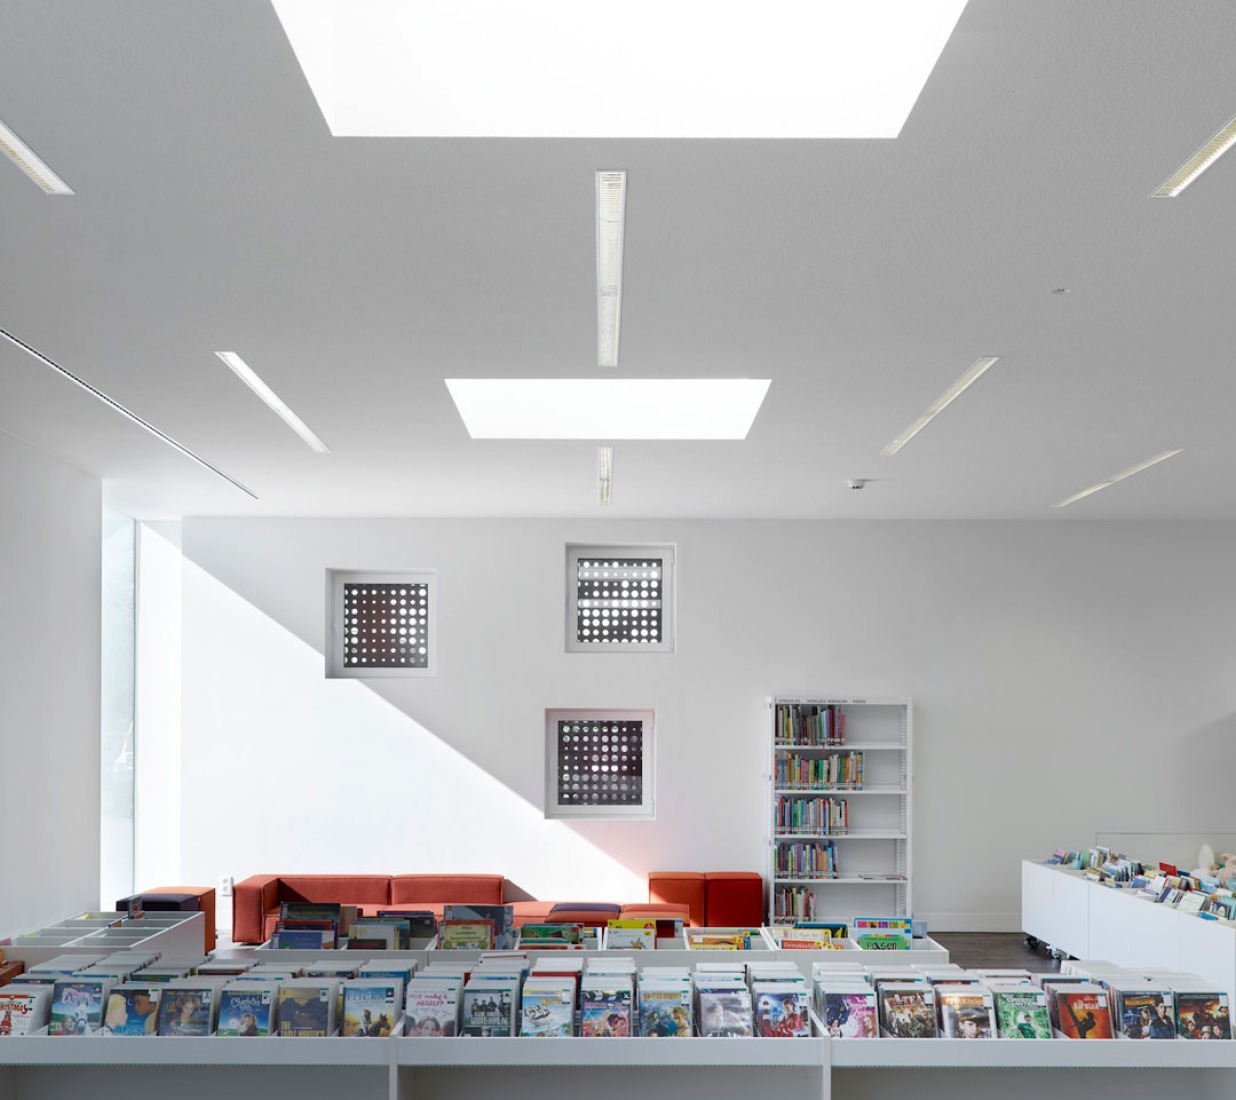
(775, 702, 846, 747)
(276, 979, 340, 1037)
(49, 977, 114, 1036)
(216, 982, 279, 1037)
(775, 840, 838, 878)
(936, 987, 995, 1039)
(0, 986, 52, 1035)
(102, 985, 161, 1035)
(341, 979, 402, 1037)
(878, 984, 937, 1038)
(1175, 991, 1231, 1039)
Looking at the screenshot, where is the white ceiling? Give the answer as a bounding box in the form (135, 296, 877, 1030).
(1, 1, 1234, 520)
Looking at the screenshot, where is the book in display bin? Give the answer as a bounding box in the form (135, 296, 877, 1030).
(216, 983, 278, 1037)
(405, 984, 461, 1037)
(1053, 985, 1114, 1040)
(103, 986, 161, 1035)
(461, 981, 518, 1037)
(0, 986, 52, 1035)
(991, 984, 1052, 1039)
(442, 920, 495, 951)
(49, 978, 114, 1036)
(752, 985, 811, 1038)
(443, 905, 515, 951)
(581, 981, 634, 1037)
(519, 982, 575, 1038)
(156, 984, 219, 1036)
(1176, 992, 1231, 1040)
(605, 919, 656, 950)
(878, 984, 937, 1038)
(821, 990, 878, 1038)
(697, 990, 754, 1038)
(936, 987, 995, 1039)
(341, 979, 402, 1037)
(853, 917, 912, 951)
(1112, 987, 1176, 1039)
(638, 985, 692, 1037)
(277, 980, 340, 1037)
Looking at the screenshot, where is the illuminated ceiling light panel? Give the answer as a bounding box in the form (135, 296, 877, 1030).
(597, 171, 625, 369)
(215, 351, 331, 453)
(0, 116, 74, 194)
(597, 445, 614, 505)
(881, 355, 1000, 455)
(272, 0, 967, 138)
(1152, 114, 1236, 197)
(445, 378, 771, 439)
(1052, 449, 1182, 509)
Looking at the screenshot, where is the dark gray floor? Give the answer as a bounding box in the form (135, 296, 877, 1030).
(931, 932, 1062, 973)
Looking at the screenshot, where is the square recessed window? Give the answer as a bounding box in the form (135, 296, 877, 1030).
(566, 544, 674, 653)
(544, 708, 655, 819)
(326, 570, 436, 678)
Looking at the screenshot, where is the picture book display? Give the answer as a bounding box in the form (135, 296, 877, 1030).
(216, 984, 277, 1037)
(103, 986, 161, 1035)
(443, 905, 515, 951)
(991, 985, 1051, 1039)
(441, 920, 495, 951)
(1176, 992, 1231, 1039)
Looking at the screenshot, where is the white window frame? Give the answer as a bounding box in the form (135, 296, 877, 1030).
(544, 707, 655, 819)
(325, 569, 437, 678)
(565, 543, 675, 654)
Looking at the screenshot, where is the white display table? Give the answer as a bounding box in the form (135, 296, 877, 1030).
(1021, 859, 1236, 998)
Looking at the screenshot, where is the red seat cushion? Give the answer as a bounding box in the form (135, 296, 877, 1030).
(704, 872, 764, 927)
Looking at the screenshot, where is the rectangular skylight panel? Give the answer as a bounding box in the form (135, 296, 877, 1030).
(273, 1, 967, 138)
(445, 379, 771, 439)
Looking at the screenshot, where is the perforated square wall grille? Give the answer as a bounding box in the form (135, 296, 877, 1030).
(545, 708, 655, 818)
(326, 570, 437, 678)
(566, 544, 674, 653)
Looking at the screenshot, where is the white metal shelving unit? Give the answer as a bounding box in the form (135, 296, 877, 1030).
(768, 697, 912, 927)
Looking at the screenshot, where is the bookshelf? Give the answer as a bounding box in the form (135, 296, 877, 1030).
(768, 698, 912, 927)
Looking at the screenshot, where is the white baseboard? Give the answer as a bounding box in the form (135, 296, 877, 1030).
(917, 911, 1021, 933)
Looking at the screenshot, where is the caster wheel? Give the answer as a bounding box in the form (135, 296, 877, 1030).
(1024, 936, 1039, 949)
(1049, 946, 1065, 960)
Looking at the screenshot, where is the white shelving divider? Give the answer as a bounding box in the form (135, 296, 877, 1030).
(768, 697, 912, 928)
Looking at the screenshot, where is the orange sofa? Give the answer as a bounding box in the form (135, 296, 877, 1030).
(231, 873, 691, 944)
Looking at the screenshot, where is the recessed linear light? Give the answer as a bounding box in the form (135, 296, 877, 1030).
(272, 1, 966, 138)
(880, 356, 1000, 456)
(0, 116, 74, 195)
(597, 171, 625, 369)
(445, 378, 771, 439)
(1151, 114, 1236, 198)
(1052, 449, 1183, 509)
(0, 326, 256, 498)
(597, 445, 613, 505)
(215, 352, 330, 454)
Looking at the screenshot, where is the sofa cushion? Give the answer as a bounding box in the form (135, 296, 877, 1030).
(390, 874, 504, 905)
(648, 871, 707, 927)
(547, 902, 621, 923)
(279, 874, 392, 905)
(704, 871, 764, 927)
(510, 900, 557, 928)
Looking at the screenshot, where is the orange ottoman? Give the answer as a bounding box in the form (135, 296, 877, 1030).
(704, 872, 764, 927)
(145, 885, 217, 952)
(648, 872, 706, 927)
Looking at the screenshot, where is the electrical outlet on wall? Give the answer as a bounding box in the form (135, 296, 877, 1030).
(219, 875, 234, 897)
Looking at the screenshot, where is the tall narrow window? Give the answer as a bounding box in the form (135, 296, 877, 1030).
(566, 544, 675, 653)
(100, 511, 135, 906)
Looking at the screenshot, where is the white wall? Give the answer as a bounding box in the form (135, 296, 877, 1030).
(0, 432, 101, 939)
(175, 518, 1236, 931)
